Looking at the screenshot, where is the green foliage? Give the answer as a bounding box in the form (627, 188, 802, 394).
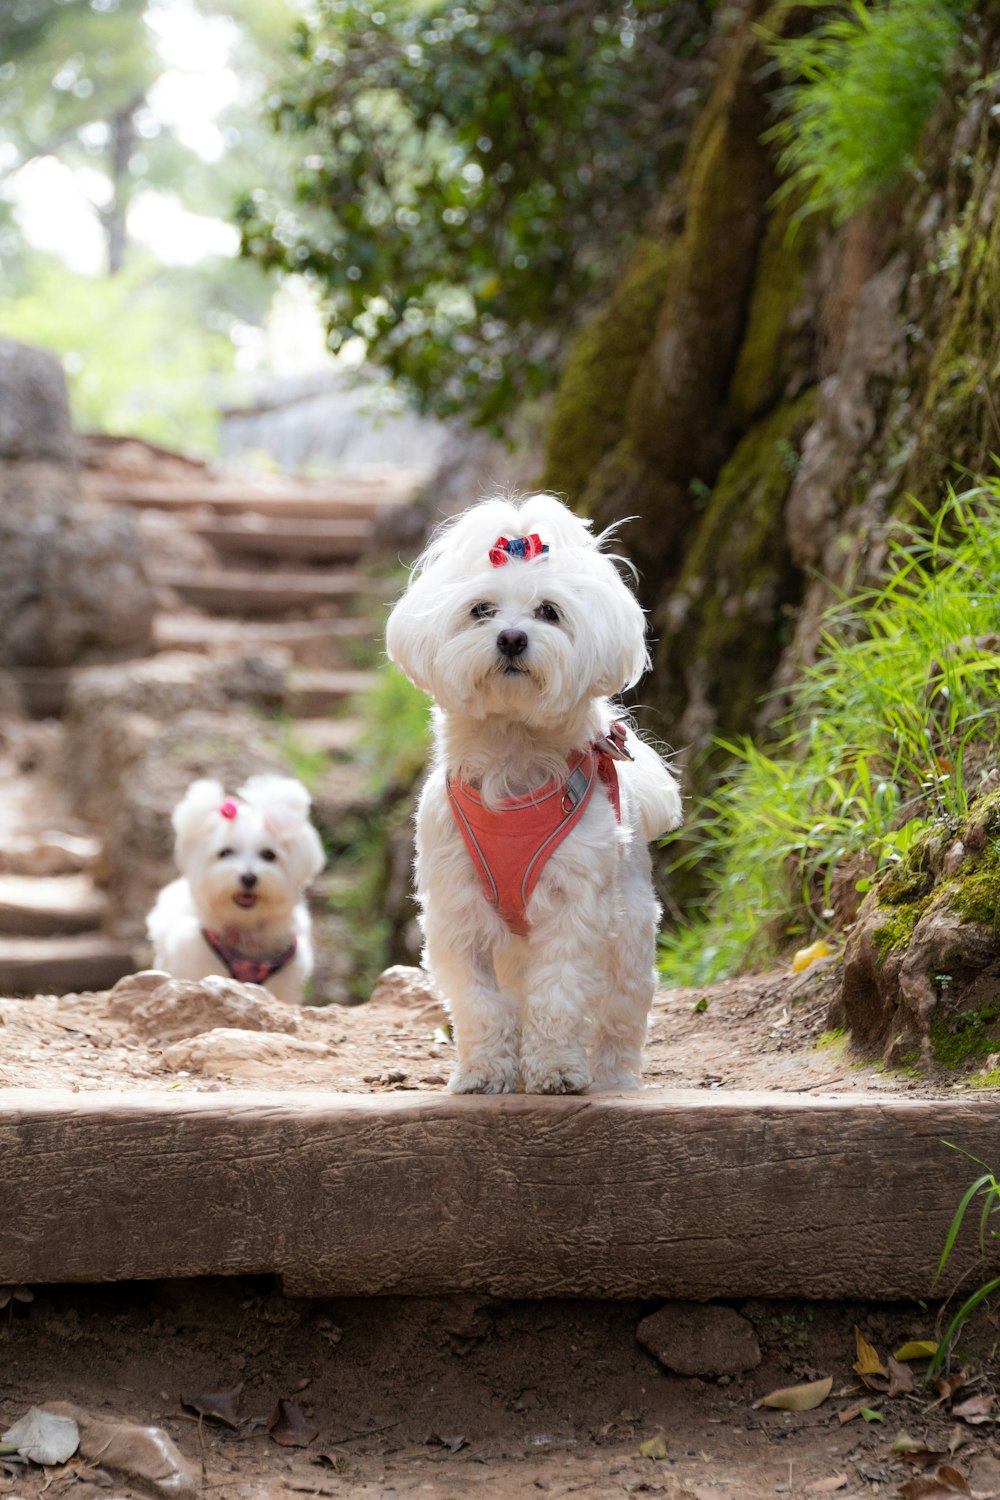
(237, 0, 712, 429)
(763, 0, 971, 226)
(663, 486, 1000, 983)
(931, 1146, 1000, 1377)
(0, 258, 238, 450)
(324, 662, 432, 1001)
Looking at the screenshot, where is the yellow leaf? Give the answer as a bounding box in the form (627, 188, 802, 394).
(852, 1326, 885, 1382)
(757, 1376, 834, 1412)
(639, 1433, 668, 1460)
(893, 1340, 939, 1361)
(792, 940, 833, 974)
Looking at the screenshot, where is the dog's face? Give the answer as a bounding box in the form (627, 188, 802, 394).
(386, 494, 649, 723)
(171, 775, 324, 929)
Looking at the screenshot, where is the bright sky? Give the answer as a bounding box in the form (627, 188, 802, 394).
(9, 0, 244, 274)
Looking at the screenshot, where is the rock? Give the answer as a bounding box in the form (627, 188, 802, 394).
(0, 340, 155, 670)
(839, 785, 1000, 1063)
(636, 1302, 761, 1377)
(0, 339, 76, 463)
(161, 1026, 332, 1074)
(41, 1401, 196, 1499)
(369, 964, 447, 1023)
(107, 972, 301, 1044)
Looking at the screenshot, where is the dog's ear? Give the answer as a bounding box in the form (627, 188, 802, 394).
(584, 567, 651, 697)
(385, 577, 437, 694)
(172, 778, 226, 865)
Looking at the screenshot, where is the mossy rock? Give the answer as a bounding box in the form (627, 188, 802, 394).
(839, 786, 1000, 1067)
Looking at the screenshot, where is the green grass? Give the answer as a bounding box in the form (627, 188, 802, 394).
(931, 1147, 1000, 1376)
(763, 0, 971, 227)
(662, 484, 1000, 983)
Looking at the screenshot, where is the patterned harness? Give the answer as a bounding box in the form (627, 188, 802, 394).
(201, 927, 298, 986)
(446, 722, 632, 937)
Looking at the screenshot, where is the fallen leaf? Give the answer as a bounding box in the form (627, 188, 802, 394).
(892, 1434, 947, 1467)
(805, 1476, 848, 1494)
(756, 1376, 833, 1412)
(1, 1409, 79, 1466)
(638, 1433, 668, 1460)
(887, 1355, 916, 1397)
(792, 939, 832, 973)
(934, 1372, 968, 1402)
(837, 1403, 868, 1426)
(269, 1400, 318, 1448)
(312, 1452, 350, 1475)
(692, 998, 708, 1013)
(180, 1384, 243, 1429)
(898, 1465, 971, 1498)
(860, 1407, 883, 1422)
(894, 1341, 939, 1362)
(950, 1392, 995, 1422)
(853, 1326, 886, 1387)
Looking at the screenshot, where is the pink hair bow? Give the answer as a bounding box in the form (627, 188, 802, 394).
(219, 799, 239, 820)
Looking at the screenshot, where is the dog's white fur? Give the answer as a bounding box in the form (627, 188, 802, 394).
(386, 493, 682, 1094)
(146, 774, 325, 1004)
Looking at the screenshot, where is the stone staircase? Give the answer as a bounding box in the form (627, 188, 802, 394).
(0, 462, 423, 996)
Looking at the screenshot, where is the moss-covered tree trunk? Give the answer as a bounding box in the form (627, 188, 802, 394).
(540, 4, 1000, 776)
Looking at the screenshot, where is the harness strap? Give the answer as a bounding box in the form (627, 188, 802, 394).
(201, 928, 298, 986)
(447, 723, 630, 936)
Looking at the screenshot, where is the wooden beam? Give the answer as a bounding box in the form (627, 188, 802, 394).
(2, 1089, 997, 1300)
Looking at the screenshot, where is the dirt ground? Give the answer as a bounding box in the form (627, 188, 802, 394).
(3, 961, 1000, 1500)
(3, 1279, 1000, 1500)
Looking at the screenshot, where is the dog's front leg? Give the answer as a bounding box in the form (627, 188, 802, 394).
(424, 912, 520, 1094)
(519, 883, 604, 1095)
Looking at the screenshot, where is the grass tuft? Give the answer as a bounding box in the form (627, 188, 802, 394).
(662, 484, 1000, 983)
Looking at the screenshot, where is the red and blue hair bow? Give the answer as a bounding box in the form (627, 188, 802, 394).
(488, 533, 549, 567)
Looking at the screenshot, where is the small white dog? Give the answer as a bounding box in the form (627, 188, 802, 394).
(386, 493, 682, 1094)
(147, 774, 325, 1004)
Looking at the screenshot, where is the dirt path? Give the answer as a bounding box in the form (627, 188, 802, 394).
(4, 1279, 1000, 1500)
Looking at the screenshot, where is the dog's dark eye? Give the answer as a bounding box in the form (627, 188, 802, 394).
(534, 601, 560, 622)
(470, 602, 495, 620)
(218, 848, 234, 860)
(260, 848, 278, 862)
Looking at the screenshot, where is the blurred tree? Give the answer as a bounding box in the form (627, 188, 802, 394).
(236, 0, 714, 429)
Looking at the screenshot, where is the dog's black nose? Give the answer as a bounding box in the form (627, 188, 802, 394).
(240, 872, 259, 890)
(497, 628, 528, 659)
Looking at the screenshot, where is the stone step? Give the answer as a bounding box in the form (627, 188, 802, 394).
(289, 669, 376, 716)
(88, 469, 422, 521)
(1, 1089, 998, 1298)
(292, 716, 366, 757)
(0, 936, 136, 996)
(153, 613, 371, 668)
(9, 668, 75, 718)
(191, 515, 375, 564)
(153, 567, 376, 617)
(0, 874, 106, 937)
(0, 832, 101, 878)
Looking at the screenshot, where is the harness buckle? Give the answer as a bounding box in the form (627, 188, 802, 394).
(599, 721, 634, 761)
(562, 765, 590, 812)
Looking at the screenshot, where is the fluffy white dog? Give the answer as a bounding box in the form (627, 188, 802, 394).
(386, 493, 682, 1094)
(147, 774, 325, 1004)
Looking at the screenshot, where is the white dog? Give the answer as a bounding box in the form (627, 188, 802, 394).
(386, 493, 682, 1094)
(146, 774, 325, 1004)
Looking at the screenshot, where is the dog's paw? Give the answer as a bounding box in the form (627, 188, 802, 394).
(448, 1063, 518, 1095)
(521, 1058, 591, 1096)
(587, 1067, 643, 1094)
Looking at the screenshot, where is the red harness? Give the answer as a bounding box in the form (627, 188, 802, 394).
(446, 723, 631, 937)
(201, 927, 298, 986)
